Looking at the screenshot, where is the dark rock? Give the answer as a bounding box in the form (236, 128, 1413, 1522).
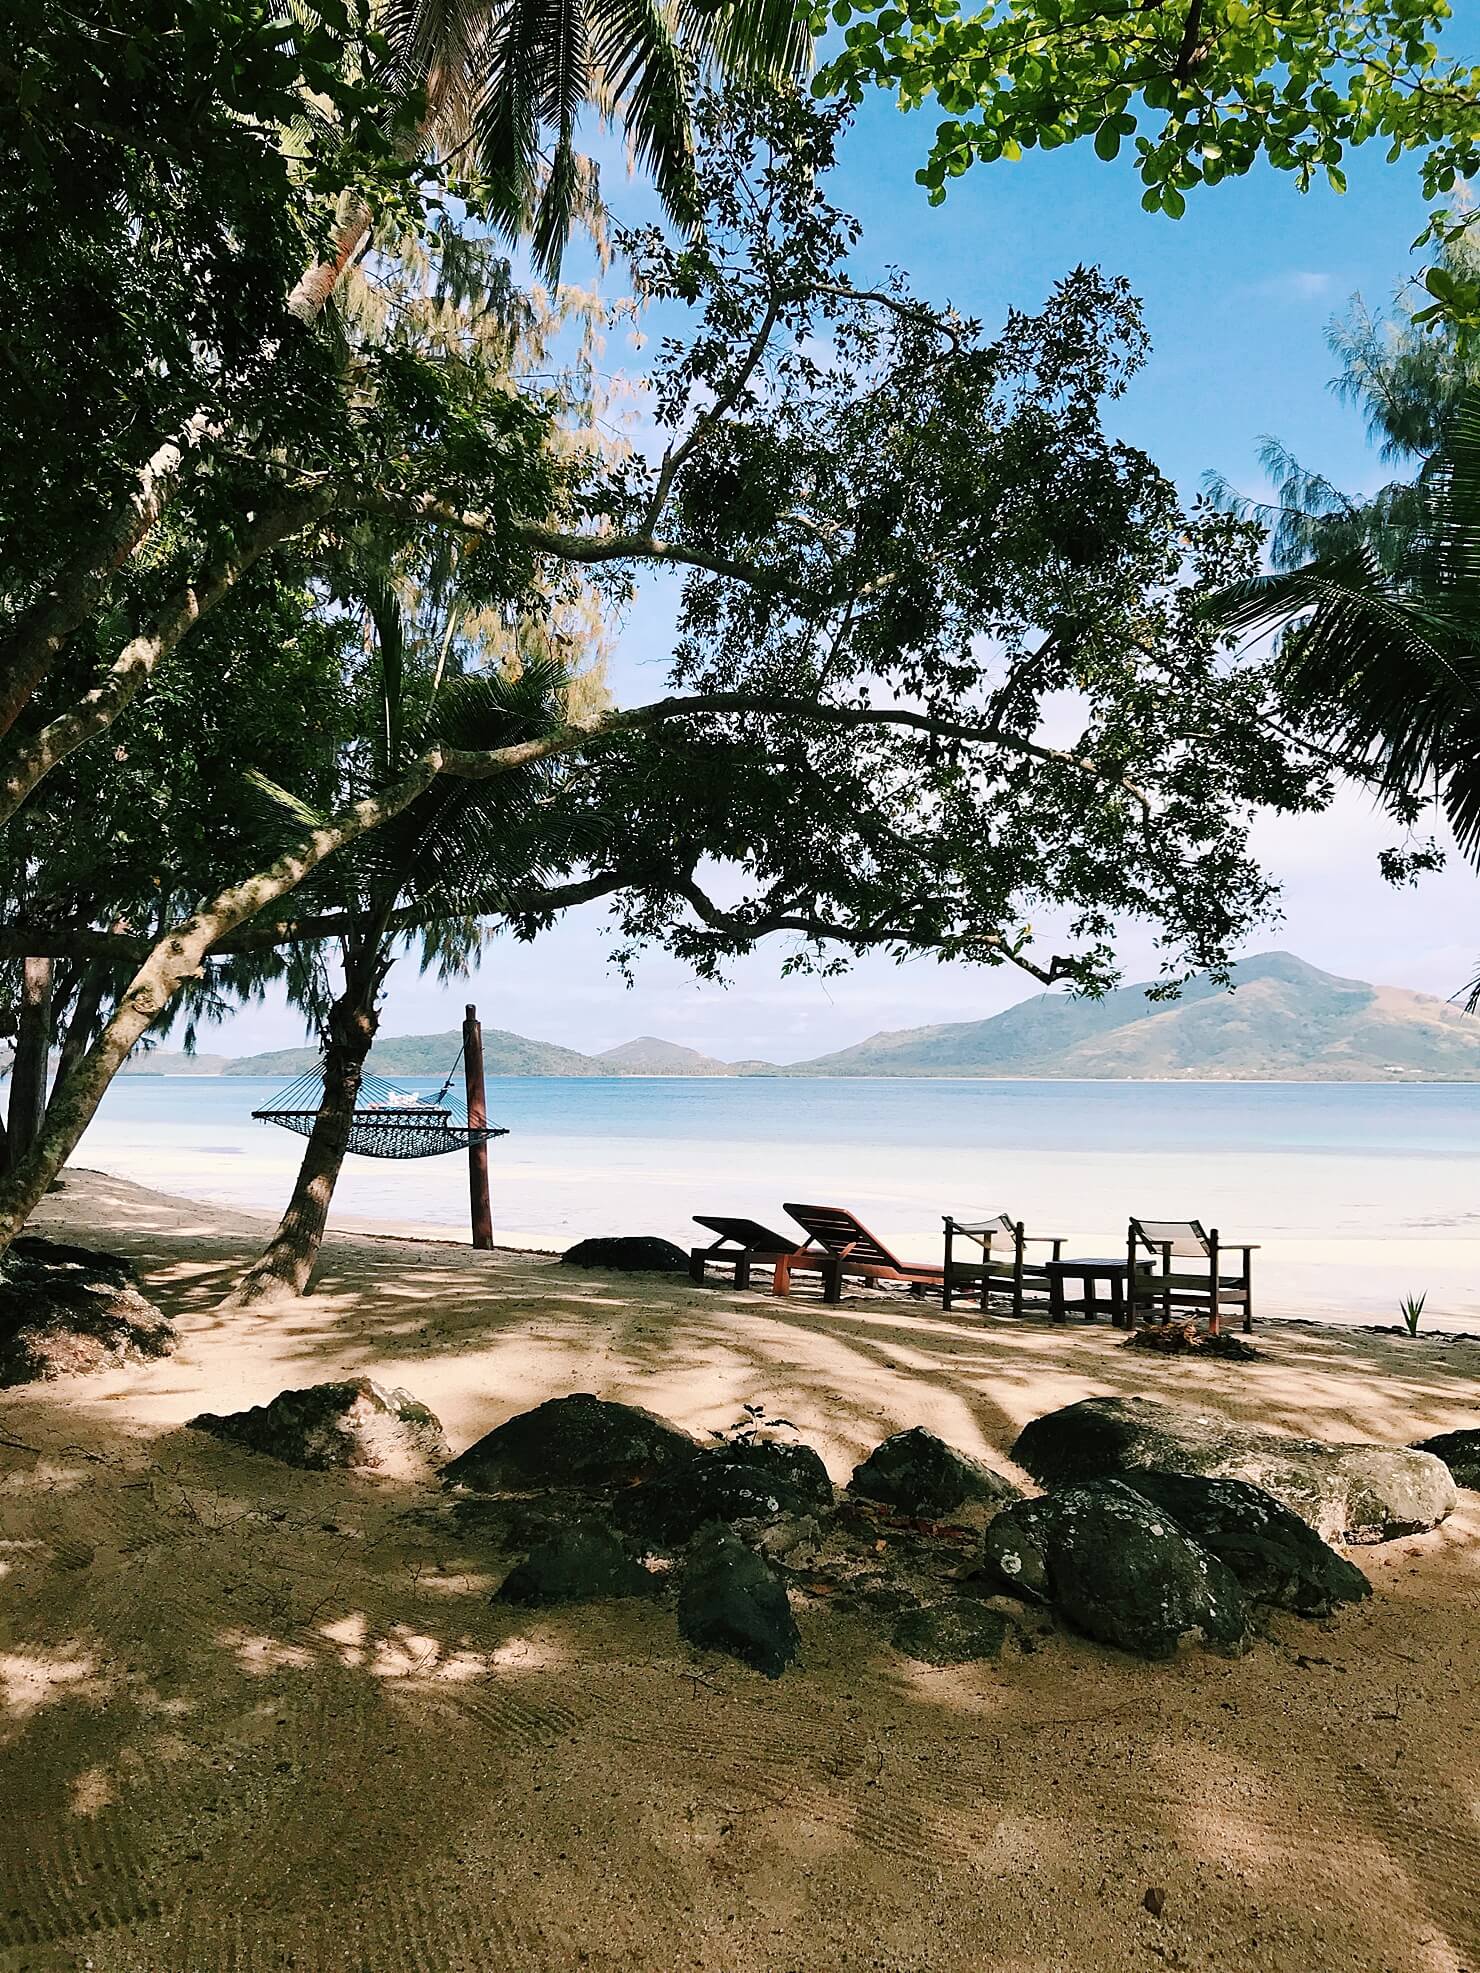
(495, 1518, 654, 1606)
(615, 1439, 834, 1547)
(849, 1427, 1019, 1518)
(677, 1525, 800, 1678)
(191, 1377, 447, 1475)
(560, 1236, 690, 1274)
(891, 1600, 1013, 1666)
(12, 1235, 135, 1283)
(982, 1480, 1251, 1658)
(443, 1392, 699, 1492)
(981, 1494, 1059, 1604)
(1012, 1395, 1457, 1545)
(0, 1238, 173, 1386)
(1115, 1470, 1371, 1616)
(1412, 1428, 1480, 1490)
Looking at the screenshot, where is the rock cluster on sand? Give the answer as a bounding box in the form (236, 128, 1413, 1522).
(560, 1236, 691, 1274)
(0, 1234, 175, 1385)
(191, 1377, 448, 1476)
(1013, 1394, 1457, 1544)
(437, 1399, 1408, 1675)
(848, 1426, 1019, 1518)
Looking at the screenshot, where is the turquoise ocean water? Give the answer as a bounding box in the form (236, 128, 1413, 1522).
(68, 1074, 1480, 1326)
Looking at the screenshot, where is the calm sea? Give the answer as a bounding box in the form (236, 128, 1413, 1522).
(69, 1074, 1480, 1326)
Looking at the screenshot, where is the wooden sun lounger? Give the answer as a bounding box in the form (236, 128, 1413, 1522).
(780, 1203, 945, 1306)
(1127, 1217, 1258, 1335)
(689, 1215, 803, 1291)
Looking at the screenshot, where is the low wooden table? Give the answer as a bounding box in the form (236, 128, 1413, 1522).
(1043, 1257, 1154, 1329)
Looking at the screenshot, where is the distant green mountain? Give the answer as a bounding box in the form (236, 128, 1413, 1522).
(768, 951, 1480, 1081)
(223, 1028, 613, 1080)
(121, 951, 1480, 1085)
(596, 1036, 733, 1075)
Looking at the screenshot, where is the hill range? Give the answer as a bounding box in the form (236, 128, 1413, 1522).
(111, 951, 1480, 1083)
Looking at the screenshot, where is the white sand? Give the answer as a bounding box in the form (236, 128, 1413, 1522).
(1, 1169, 1477, 1972)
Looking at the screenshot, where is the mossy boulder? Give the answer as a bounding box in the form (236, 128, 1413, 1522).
(1412, 1428, 1480, 1490)
(849, 1427, 1019, 1518)
(891, 1601, 1014, 1666)
(560, 1237, 689, 1274)
(983, 1480, 1251, 1659)
(1013, 1395, 1456, 1544)
(443, 1392, 699, 1492)
(494, 1518, 655, 1606)
(677, 1525, 800, 1679)
(615, 1439, 834, 1547)
(1115, 1470, 1371, 1616)
(0, 1237, 174, 1386)
(192, 1377, 446, 1476)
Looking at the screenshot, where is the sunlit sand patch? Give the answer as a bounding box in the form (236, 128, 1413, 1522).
(0, 1649, 102, 1723)
(218, 1628, 317, 1674)
(486, 1632, 576, 1671)
(68, 1765, 117, 1816)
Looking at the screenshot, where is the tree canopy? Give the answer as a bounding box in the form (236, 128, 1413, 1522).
(811, 0, 1480, 323)
(0, 76, 1334, 1252)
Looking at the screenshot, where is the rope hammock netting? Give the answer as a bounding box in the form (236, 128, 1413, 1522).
(252, 1058, 509, 1162)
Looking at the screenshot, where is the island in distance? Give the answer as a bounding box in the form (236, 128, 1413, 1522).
(115, 952, 1480, 1084)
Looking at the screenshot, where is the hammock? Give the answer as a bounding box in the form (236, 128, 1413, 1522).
(251, 1061, 509, 1162)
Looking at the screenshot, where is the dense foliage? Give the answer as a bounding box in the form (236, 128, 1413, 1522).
(812, 0, 1480, 325)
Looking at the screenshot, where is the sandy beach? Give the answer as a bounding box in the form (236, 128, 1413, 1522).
(2, 1168, 1478, 1972)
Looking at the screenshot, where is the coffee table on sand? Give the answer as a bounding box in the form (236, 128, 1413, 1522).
(1043, 1257, 1154, 1329)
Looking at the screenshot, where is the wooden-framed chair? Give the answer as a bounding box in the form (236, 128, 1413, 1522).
(779, 1203, 944, 1305)
(1126, 1218, 1257, 1335)
(941, 1214, 1065, 1316)
(688, 1215, 802, 1291)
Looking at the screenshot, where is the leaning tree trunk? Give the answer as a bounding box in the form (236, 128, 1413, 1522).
(225, 979, 382, 1307)
(6, 957, 53, 1161)
(48, 959, 108, 1102)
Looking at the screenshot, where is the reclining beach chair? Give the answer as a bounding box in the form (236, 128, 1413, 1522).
(689, 1215, 802, 1291)
(779, 1203, 945, 1306)
(942, 1214, 1065, 1316)
(1126, 1217, 1257, 1335)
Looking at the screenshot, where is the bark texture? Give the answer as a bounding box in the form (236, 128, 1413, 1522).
(227, 962, 384, 1305)
(6, 958, 54, 1160)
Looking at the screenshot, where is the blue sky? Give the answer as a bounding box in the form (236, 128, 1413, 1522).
(221, 84, 1480, 1058)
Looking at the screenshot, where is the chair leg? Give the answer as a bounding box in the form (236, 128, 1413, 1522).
(688, 1251, 706, 1285)
(823, 1256, 844, 1305)
(735, 1255, 751, 1291)
(772, 1254, 792, 1297)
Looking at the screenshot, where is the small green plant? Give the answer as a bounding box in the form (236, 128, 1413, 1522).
(710, 1402, 797, 1448)
(1399, 1291, 1427, 1337)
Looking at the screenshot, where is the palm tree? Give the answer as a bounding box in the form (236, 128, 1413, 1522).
(288, 0, 812, 316)
(1217, 392, 1480, 892)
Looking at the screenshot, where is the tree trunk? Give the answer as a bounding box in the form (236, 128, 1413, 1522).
(49, 960, 108, 1107)
(7, 958, 53, 1160)
(286, 200, 373, 323)
(225, 960, 384, 1307)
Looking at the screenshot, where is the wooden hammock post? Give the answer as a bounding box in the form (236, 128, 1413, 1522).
(463, 1004, 494, 1251)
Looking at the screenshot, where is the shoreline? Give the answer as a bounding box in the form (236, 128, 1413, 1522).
(121, 1068, 1480, 1085)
